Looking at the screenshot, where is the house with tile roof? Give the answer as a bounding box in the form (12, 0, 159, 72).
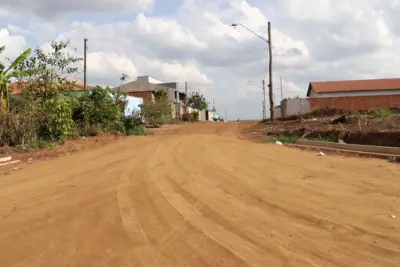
(307, 78, 400, 98)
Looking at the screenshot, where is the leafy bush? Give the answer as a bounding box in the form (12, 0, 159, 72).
(0, 40, 147, 148)
(73, 86, 125, 134)
(375, 109, 393, 117)
(189, 111, 199, 121)
(140, 91, 172, 125)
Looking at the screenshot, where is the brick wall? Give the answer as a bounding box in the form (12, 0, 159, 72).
(127, 91, 154, 101)
(308, 95, 400, 111)
(279, 94, 400, 118)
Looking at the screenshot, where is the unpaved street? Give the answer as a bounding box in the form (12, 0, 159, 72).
(0, 122, 399, 267)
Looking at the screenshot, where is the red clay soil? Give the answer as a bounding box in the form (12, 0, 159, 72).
(1, 122, 399, 267)
(250, 114, 400, 147)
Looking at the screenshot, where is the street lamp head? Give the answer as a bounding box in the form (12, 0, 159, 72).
(231, 23, 238, 27)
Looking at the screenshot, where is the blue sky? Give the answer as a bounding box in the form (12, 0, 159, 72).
(1, 0, 400, 119)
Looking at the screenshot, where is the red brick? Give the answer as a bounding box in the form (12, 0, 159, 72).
(390, 95, 400, 108)
(332, 97, 351, 110)
(371, 95, 391, 109)
(351, 96, 371, 111)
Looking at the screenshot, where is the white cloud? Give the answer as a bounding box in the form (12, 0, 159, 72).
(0, 29, 27, 58)
(1, 0, 400, 119)
(0, 0, 153, 19)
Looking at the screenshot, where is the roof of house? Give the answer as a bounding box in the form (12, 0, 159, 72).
(9, 81, 95, 95)
(307, 78, 400, 96)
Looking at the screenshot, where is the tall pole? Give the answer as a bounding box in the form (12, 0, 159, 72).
(84, 38, 88, 90)
(262, 80, 266, 120)
(280, 76, 283, 101)
(185, 81, 188, 104)
(268, 22, 274, 120)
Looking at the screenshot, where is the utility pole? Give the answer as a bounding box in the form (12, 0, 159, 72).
(225, 109, 227, 121)
(280, 76, 283, 101)
(84, 38, 88, 90)
(268, 22, 274, 120)
(185, 81, 188, 105)
(262, 79, 266, 120)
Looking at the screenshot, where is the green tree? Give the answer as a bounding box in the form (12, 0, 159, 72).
(154, 89, 169, 101)
(15, 40, 82, 99)
(187, 91, 208, 110)
(0, 46, 32, 112)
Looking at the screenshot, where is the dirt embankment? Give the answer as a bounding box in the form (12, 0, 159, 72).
(247, 109, 400, 147)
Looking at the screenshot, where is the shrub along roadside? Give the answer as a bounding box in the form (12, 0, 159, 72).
(0, 40, 146, 150)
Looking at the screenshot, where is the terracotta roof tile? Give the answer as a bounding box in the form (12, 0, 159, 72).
(9, 81, 95, 95)
(307, 78, 400, 96)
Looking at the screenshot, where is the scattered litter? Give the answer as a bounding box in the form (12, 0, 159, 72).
(316, 152, 326, 156)
(390, 215, 397, 219)
(0, 160, 21, 167)
(0, 156, 12, 163)
(275, 140, 283, 145)
(28, 158, 33, 161)
(338, 139, 346, 144)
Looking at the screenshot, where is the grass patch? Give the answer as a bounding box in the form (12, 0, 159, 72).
(276, 134, 297, 144)
(375, 109, 393, 117)
(263, 137, 275, 143)
(16, 140, 57, 153)
(126, 126, 148, 136)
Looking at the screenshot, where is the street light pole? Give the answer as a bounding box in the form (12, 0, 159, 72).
(231, 22, 274, 120)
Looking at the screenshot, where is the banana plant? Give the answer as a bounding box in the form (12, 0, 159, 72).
(0, 47, 32, 112)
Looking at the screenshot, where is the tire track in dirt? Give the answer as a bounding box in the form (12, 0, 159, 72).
(168, 134, 400, 266)
(149, 136, 273, 266)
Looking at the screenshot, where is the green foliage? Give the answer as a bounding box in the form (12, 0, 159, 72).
(47, 98, 75, 141)
(276, 134, 297, 144)
(189, 111, 199, 121)
(0, 47, 32, 111)
(73, 86, 125, 134)
(0, 40, 146, 148)
(187, 91, 208, 111)
(122, 116, 147, 135)
(15, 40, 82, 99)
(140, 91, 173, 125)
(388, 156, 399, 163)
(154, 89, 168, 101)
(375, 109, 393, 117)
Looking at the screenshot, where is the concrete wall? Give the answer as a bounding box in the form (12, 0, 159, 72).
(280, 94, 400, 117)
(199, 110, 206, 121)
(274, 106, 282, 119)
(281, 98, 311, 117)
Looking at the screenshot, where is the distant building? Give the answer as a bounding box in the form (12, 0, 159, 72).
(307, 78, 400, 98)
(112, 76, 187, 118)
(276, 78, 400, 118)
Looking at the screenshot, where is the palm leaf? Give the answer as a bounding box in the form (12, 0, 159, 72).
(4, 48, 31, 74)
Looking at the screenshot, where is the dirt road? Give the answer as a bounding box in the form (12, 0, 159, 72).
(0, 122, 399, 267)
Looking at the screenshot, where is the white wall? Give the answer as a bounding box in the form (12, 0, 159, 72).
(148, 76, 164, 84)
(310, 89, 400, 98)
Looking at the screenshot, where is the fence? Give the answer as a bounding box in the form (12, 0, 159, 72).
(278, 95, 400, 118)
